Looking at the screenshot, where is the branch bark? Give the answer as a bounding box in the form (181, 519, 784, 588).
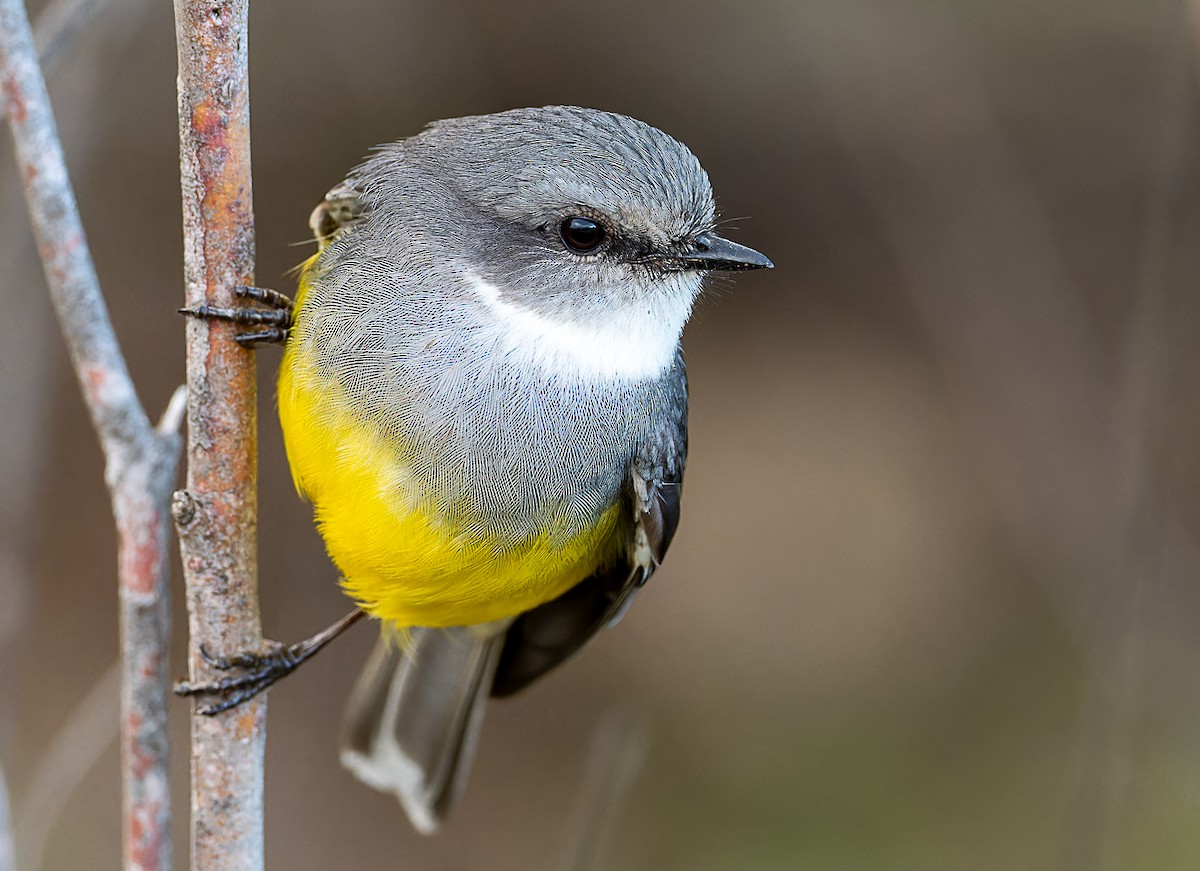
(171, 1, 265, 869)
(0, 0, 180, 869)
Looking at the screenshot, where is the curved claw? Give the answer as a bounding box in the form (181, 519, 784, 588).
(175, 610, 366, 714)
(179, 284, 294, 347)
(197, 643, 233, 670)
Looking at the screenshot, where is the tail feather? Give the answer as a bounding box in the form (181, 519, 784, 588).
(340, 627, 503, 833)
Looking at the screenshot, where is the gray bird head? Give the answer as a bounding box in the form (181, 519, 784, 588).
(346, 107, 771, 369)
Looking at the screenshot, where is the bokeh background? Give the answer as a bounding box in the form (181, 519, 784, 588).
(4, 0, 1200, 868)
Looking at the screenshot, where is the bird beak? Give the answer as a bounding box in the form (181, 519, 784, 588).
(642, 232, 774, 272)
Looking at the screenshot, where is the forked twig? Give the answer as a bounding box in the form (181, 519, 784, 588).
(0, 0, 180, 869)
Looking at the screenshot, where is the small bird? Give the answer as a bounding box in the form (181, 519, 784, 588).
(180, 106, 771, 832)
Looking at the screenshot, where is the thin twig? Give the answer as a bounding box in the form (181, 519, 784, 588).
(15, 661, 121, 871)
(0, 1, 179, 870)
(171, 1, 265, 868)
(0, 755, 13, 871)
(0, 0, 109, 118)
(29, 0, 108, 70)
(560, 709, 650, 871)
(1065, 15, 1192, 870)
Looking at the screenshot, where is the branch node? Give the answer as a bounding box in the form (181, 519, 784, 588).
(171, 488, 198, 527)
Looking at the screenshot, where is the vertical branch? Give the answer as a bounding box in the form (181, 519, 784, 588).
(171, 1, 264, 869)
(0, 0, 179, 869)
(0, 760, 12, 871)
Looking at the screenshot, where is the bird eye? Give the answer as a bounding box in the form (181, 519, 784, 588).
(559, 216, 606, 253)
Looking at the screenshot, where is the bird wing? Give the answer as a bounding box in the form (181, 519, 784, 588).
(490, 464, 684, 698)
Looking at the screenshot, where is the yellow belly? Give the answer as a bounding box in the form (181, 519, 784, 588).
(277, 275, 622, 628)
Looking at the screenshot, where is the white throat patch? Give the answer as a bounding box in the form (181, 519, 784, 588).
(467, 272, 691, 382)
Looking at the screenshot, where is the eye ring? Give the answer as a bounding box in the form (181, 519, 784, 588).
(559, 216, 607, 254)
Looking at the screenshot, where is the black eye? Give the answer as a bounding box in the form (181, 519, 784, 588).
(559, 216, 606, 253)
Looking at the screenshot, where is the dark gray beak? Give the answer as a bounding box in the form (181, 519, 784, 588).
(642, 232, 774, 272)
(689, 232, 773, 270)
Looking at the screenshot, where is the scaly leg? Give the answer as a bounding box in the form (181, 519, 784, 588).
(176, 609, 367, 715)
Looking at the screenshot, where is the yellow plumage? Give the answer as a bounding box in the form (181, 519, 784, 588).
(277, 263, 623, 628)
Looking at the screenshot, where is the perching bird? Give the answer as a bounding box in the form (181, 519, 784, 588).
(179, 106, 771, 832)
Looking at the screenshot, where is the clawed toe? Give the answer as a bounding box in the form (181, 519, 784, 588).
(175, 611, 366, 716)
(179, 285, 294, 347)
(198, 640, 287, 671)
(176, 641, 299, 715)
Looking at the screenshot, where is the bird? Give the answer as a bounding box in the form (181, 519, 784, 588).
(178, 105, 771, 832)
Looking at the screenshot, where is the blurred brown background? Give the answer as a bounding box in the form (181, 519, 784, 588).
(4, 0, 1200, 868)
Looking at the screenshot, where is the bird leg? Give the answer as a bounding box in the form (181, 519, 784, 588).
(176, 608, 367, 715)
(179, 284, 294, 347)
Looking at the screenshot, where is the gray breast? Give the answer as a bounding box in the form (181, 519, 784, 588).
(298, 256, 687, 547)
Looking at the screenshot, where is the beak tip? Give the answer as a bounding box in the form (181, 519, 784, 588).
(728, 248, 773, 271)
(691, 232, 774, 272)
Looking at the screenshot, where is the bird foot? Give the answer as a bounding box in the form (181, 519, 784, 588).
(175, 640, 305, 715)
(174, 610, 366, 715)
(179, 284, 293, 346)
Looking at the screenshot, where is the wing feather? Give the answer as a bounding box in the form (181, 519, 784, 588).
(491, 467, 684, 698)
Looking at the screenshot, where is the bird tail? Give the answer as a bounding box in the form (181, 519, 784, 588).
(339, 626, 504, 833)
